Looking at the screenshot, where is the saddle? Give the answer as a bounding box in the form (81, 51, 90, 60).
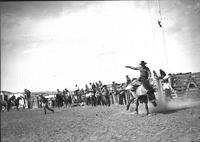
(130, 79, 142, 92)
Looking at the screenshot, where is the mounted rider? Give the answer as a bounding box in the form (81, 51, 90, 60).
(125, 61, 157, 114)
(125, 61, 155, 96)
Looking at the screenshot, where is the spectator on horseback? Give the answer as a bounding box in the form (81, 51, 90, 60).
(125, 61, 155, 95)
(39, 94, 54, 115)
(7, 95, 22, 111)
(10, 95, 16, 101)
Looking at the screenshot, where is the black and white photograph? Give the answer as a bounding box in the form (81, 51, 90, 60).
(1, 1, 200, 142)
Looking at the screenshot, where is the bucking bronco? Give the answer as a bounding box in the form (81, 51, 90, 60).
(125, 61, 157, 115)
(125, 78, 157, 115)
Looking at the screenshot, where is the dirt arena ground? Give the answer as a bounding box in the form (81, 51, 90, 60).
(1, 97, 200, 142)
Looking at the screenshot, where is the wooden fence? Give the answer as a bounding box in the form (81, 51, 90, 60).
(172, 72, 200, 97)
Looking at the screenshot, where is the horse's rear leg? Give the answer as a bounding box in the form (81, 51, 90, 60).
(126, 98, 135, 110)
(145, 102, 150, 115)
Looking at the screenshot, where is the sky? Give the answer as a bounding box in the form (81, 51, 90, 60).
(1, 1, 200, 92)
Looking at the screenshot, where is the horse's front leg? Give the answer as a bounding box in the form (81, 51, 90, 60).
(126, 97, 135, 110)
(17, 105, 19, 111)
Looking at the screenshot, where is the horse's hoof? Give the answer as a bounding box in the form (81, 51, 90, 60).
(133, 111, 138, 115)
(126, 105, 129, 110)
(147, 113, 152, 116)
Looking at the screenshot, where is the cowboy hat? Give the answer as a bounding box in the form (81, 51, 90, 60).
(139, 61, 147, 65)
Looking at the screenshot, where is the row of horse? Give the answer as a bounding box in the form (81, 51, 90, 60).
(0, 96, 23, 111)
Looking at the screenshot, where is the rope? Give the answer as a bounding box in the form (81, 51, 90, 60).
(157, 0, 162, 19)
(156, 0, 169, 72)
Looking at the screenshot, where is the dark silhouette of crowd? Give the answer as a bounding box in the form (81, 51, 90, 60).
(46, 79, 133, 109)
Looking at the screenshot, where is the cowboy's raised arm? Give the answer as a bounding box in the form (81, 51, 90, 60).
(125, 66, 139, 70)
(126, 66, 147, 72)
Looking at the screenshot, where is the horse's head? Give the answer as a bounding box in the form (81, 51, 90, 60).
(10, 95, 15, 100)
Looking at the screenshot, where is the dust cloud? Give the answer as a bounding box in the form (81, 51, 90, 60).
(149, 93, 200, 114)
